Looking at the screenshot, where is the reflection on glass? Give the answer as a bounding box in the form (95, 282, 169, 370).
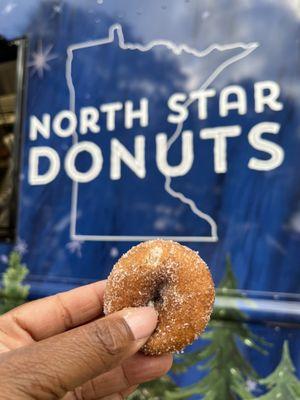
(0, 38, 22, 240)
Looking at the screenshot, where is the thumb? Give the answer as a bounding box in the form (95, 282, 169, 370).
(0, 307, 157, 399)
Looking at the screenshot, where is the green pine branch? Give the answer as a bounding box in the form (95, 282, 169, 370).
(256, 341, 300, 400)
(0, 250, 30, 314)
(166, 255, 267, 400)
(129, 255, 271, 400)
(128, 375, 177, 400)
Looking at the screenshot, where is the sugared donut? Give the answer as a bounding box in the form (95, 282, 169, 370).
(104, 240, 215, 355)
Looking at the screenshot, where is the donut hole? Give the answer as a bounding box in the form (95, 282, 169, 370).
(148, 280, 167, 309)
(152, 286, 163, 305)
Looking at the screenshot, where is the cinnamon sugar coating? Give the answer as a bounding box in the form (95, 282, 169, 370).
(104, 240, 215, 355)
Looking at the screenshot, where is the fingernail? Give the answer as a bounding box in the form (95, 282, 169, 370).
(122, 307, 158, 340)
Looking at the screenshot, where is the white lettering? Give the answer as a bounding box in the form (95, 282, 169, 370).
(200, 125, 241, 173)
(29, 146, 60, 185)
(64, 141, 103, 182)
(80, 107, 100, 134)
(254, 81, 283, 113)
(29, 114, 51, 141)
(220, 85, 247, 117)
(111, 135, 145, 180)
(100, 102, 123, 131)
(248, 122, 284, 170)
(125, 98, 149, 129)
(53, 110, 77, 138)
(156, 130, 193, 177)
(190, 89, 216, 120)
(167, 93, 188, 124)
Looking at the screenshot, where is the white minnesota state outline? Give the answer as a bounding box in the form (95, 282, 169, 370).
(66, 24, 259, 243)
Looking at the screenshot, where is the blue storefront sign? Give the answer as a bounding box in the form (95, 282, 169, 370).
(0, 0, 299, 397)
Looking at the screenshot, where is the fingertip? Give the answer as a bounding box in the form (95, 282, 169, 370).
(121, 385, 139, 398)
(142, 353, 173, 375)
(93, 279, 107, 290)
(121, 307, 158, 341)
(158, 353, 173, 374)
(122, 352, 173, 384)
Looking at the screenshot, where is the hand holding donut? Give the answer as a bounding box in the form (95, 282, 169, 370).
(0, 280, 172, 399)
(105, 240, 215, 355)
(0, 240, 214, 398)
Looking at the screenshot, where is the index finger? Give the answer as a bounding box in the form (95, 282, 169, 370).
(1, 280, 106, 341)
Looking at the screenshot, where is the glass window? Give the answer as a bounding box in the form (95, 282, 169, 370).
(0, 37, 25, 241)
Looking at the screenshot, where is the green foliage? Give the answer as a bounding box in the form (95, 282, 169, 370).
(166, 256, 265, 400)
(0, 251, 30, 314)
(257, 341, 300, 400)
(128, 375, 177, 400)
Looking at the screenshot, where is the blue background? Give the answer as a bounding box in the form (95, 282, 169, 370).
(0, 0, 299, 389)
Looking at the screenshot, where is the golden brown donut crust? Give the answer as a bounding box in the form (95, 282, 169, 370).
(104, 240, 215, 355)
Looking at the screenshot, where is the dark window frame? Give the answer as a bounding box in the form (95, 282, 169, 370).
(0, 37, 27, 242)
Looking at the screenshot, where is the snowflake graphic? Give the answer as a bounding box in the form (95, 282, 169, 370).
(110, 247, 119, 258)
(0, 254, 8, 264)
(28, 41, 58, 78)
(14, 238, 28, 255)
(202, 11, 211, 19)
(1, 2, 17, 15)
(246, 379, 257, 392)
(53, 4, 62, 13)
(66, 240, 83, 257)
